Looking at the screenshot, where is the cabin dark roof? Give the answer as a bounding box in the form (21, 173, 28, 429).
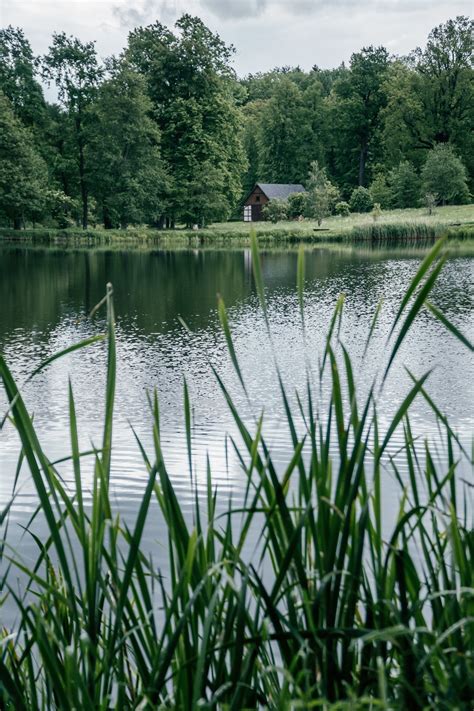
(257, 183, 306, 200)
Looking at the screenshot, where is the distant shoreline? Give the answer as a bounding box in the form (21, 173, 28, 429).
(1, 204, 473, 250)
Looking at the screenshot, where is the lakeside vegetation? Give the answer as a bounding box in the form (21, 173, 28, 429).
(1, 237, 473, 708)
(1, 204, 473, 248)
(0, 16, 472, 231)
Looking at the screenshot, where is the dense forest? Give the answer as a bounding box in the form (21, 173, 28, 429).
(0, 14, 472, 229)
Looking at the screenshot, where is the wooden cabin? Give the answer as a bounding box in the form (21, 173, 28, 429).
(243, 183, 306, 222)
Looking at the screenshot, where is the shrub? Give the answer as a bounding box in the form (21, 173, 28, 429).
(369, 174, 392, 209)
(421, 144, 470, 205)
(349, 186, 373, 213)
(262, 198, 288, 223)
(287, 191, 307, 219)
(389, 161, 421, 208)
(305, 160, 340, 225)
(335, 201, 350, 216)
(371, 202, 382, 221)
(424, 191, 438, 215)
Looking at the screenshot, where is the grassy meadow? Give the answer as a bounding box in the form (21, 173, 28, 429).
(1, 204, 473, 249)
(0, 236, 473, 709)
(213, 203, 474, 235)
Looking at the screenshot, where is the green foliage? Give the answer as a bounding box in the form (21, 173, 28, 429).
(383, 17, 474, 183)
(46, 189, 79, 227)
(0, 16, 473, 230)
(371, 202, 382, 221)
(421, 144, 470, 205)
(1, 240, 473, 708)
(87, 66, 170, 228)
(262, 198, 288, 223)
(287, 191, 308, 218)
(349, 186, 374, 213)
(0, 93, 48, 227)
(389, 160, 421, 208)
(41, 33, 103, 229)
(0, 26, 46, 127)
(412, 17, 474, 175)
(126, 15, 246, 226)
(335, 200, 351, 216)
(256, 76, 327, 184)
(369, 173, 392, 209)
(424, 192, 437, 215)
(330, 46, 390, 187)
(305, 160, 340, 225)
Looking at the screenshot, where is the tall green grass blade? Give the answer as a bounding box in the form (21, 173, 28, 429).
(389, 237, 446, 339)
(384, 257, 446, 380)
(425, 300, 474, 351)
(217, 295, 248, 395)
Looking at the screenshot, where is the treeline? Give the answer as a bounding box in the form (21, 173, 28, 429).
(0, 15, 472, 230)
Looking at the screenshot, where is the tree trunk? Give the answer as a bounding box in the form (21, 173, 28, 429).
(358, 144, 368, 186)
(103, 207, 113, 230)
(80, 158, 88, 229)
(13, 215, 22, 230)
(156, 215, 165, 230)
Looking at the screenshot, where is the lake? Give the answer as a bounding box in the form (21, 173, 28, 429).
(0, 244, 473, 562)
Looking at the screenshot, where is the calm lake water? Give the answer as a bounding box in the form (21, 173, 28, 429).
(0, 244, 473, 563)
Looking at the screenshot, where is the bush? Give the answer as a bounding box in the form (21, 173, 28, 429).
(369, 174, 392, 209)
(371, 202, 382, 221)
(349, 186, 373, 213)
(389, 161, 421, 208)
(335, 201, 350, 217)
(421, 144, 470, 205)
(305, 161, 340, 225)
(424, 191, 437, 215)
(262, 198, 288, 223)
(287, 192, 307, 219)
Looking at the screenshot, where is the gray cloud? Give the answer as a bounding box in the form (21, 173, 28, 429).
(112, 0, 181, 28)
(201, 0, 436, 21)
(112, 0, 464, 29)
(201, 0, 267, 19)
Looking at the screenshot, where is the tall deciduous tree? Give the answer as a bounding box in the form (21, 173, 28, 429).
(241, 99, 265, 198)
(87, 65, 170, 228)
(0, 93, 48, 228)
(257, 76, 327, 184)
(421, 144, 470, 205)
(0, 26, 46, 127)
(126, 15, 246, 225)
(411, 16, 473, 146)
(383, 17, 474, 183)
(42, 34, 103, 228)
(331, 46, 389, 188)
(389, 161, 421, 208)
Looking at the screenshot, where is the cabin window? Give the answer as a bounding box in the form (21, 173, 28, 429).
(243, 205, 252, 222)
(255, 195, 260, 202)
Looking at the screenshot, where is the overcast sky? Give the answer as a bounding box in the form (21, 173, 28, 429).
(2, 0, 471, 75)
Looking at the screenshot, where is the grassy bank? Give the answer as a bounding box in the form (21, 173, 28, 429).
(1, 204, 473, 248)
(1, 237, 473, 709)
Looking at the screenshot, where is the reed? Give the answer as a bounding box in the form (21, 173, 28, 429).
(0, 237, 472, 709)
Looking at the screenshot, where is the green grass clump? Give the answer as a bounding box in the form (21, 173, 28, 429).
(347, 221, 474, 244)
(1, 237, 473, 709)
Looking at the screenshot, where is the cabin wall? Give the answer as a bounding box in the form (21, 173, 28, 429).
(243, 186, 269, 222)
